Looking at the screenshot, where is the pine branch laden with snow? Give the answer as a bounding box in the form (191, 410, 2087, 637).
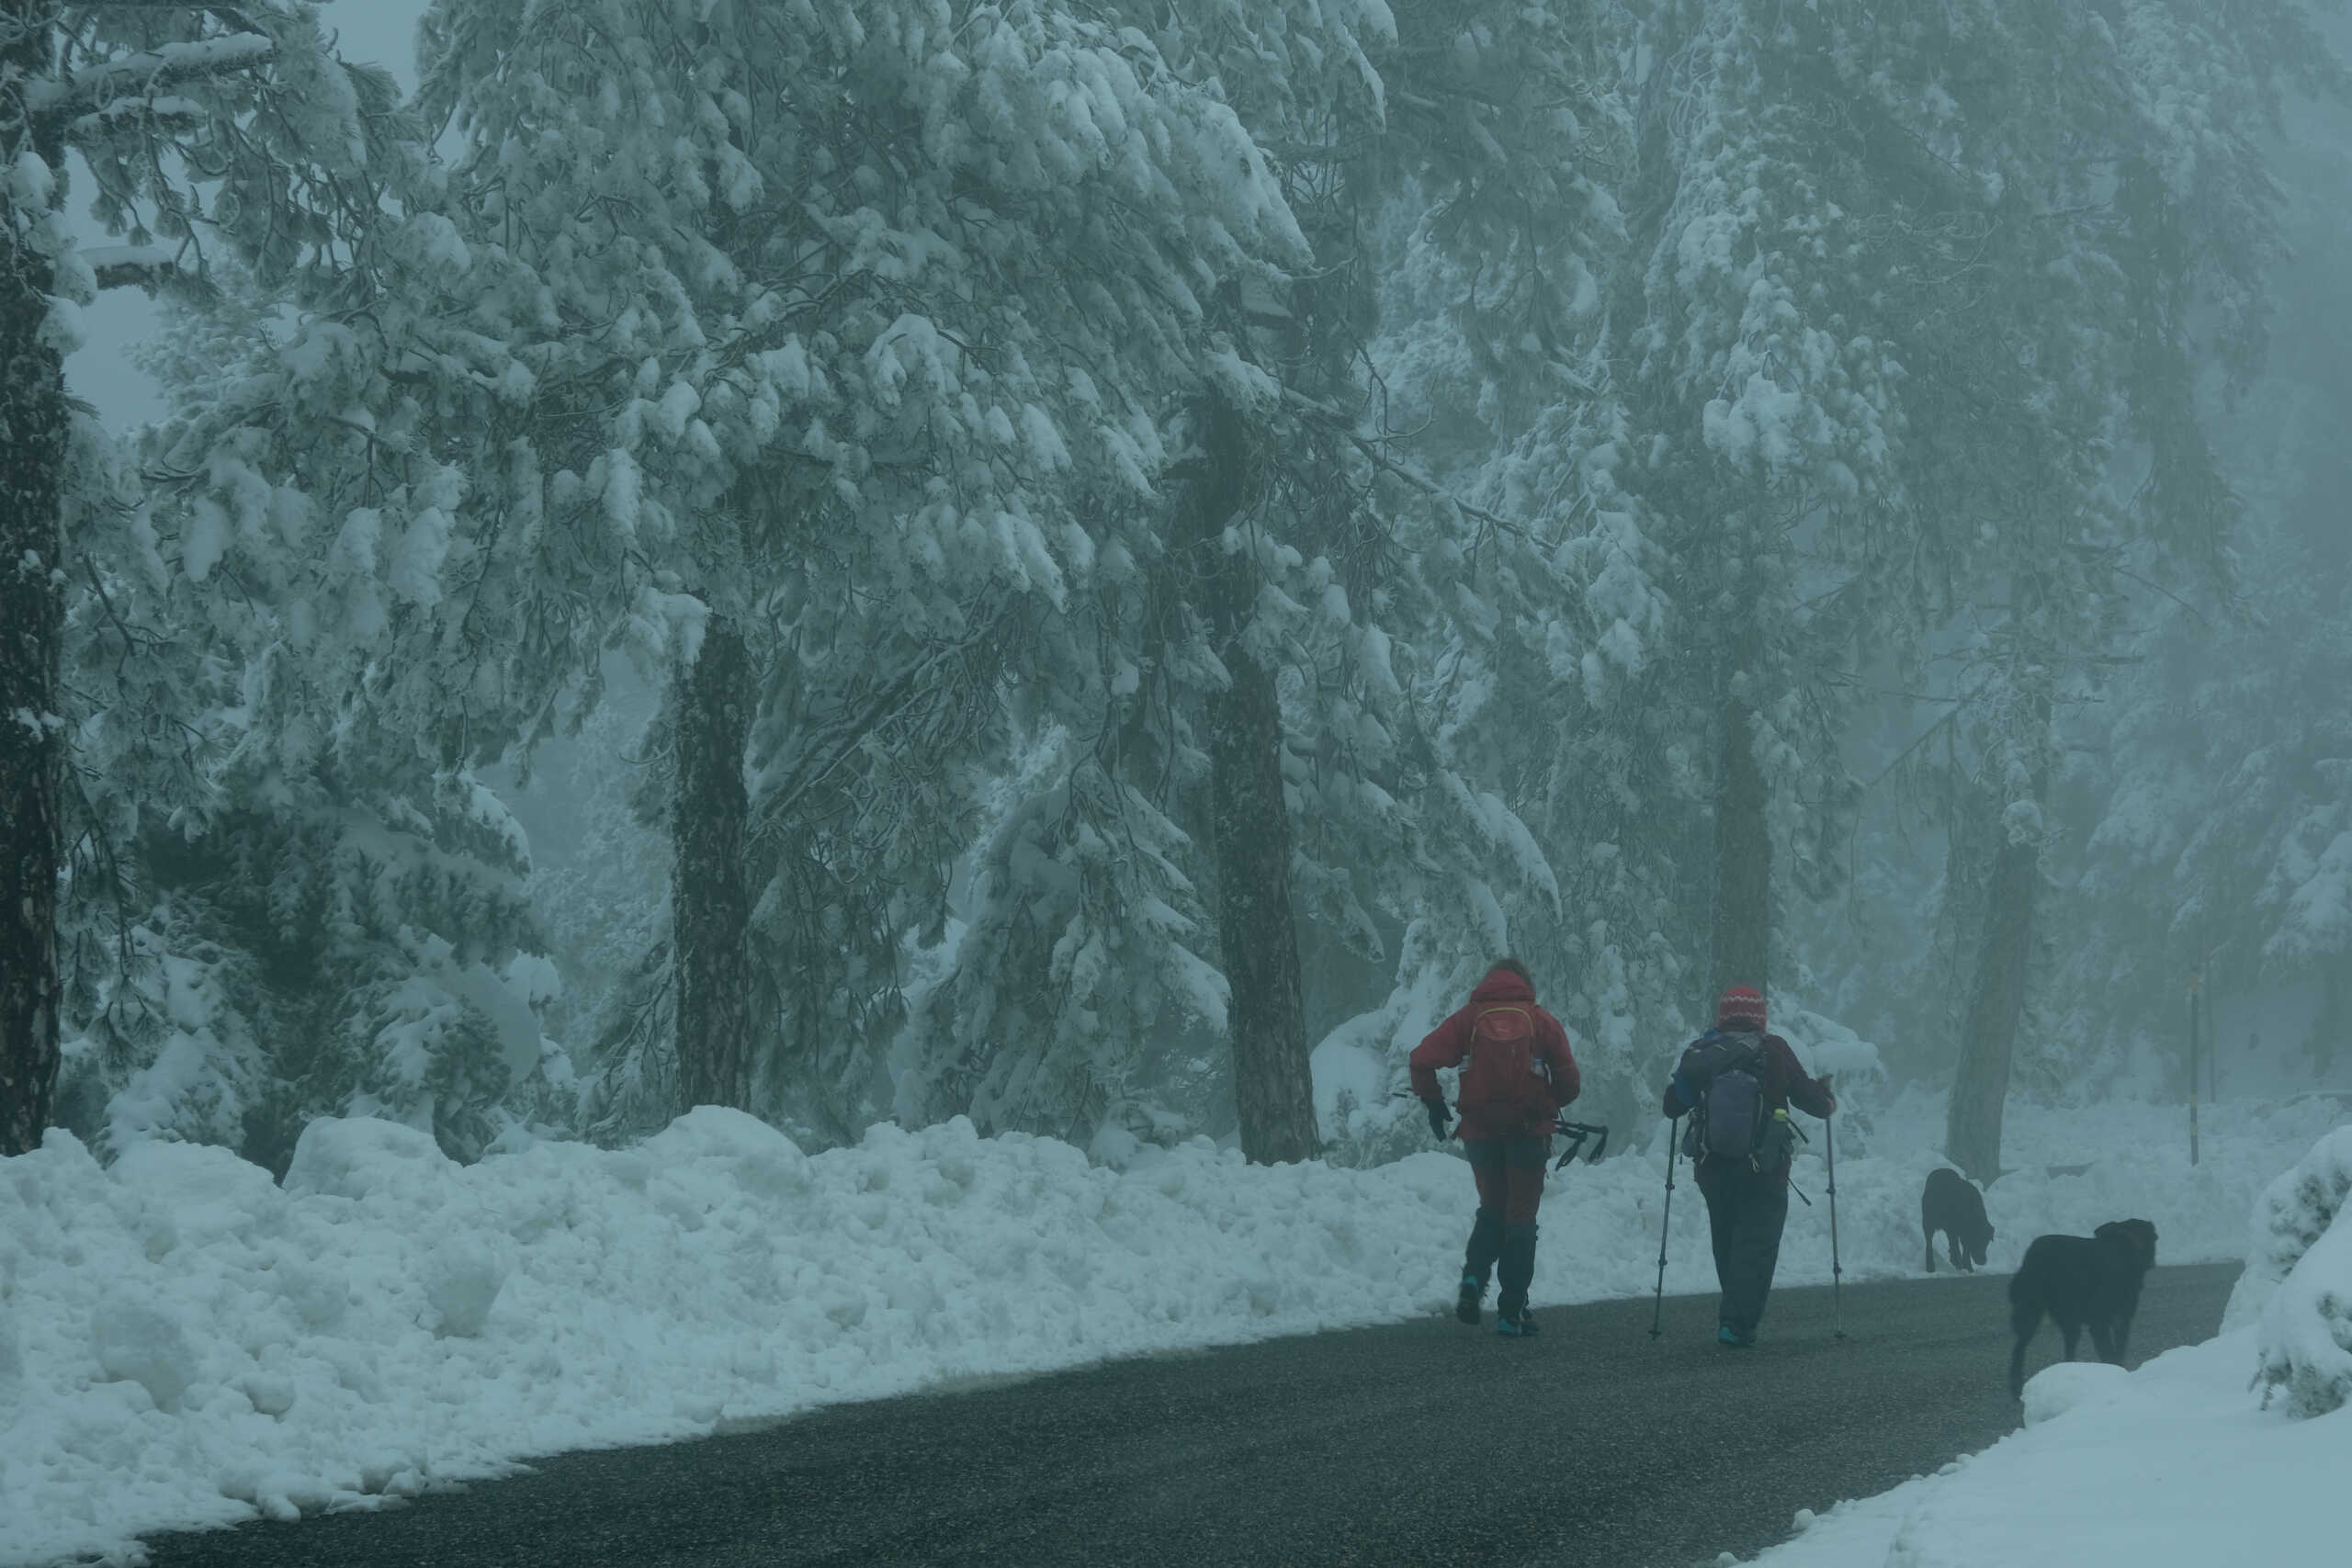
(2235, 1125, 2352, 1417)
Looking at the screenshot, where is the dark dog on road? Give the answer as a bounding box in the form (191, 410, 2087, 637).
(1922, 1168, 1993, 1273)
(2007, 1218, 2159, 1397)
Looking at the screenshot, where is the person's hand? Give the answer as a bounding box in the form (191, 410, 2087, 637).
(1423, 1098, 1453, 1141)
(1816, 1072, 1836, 1095)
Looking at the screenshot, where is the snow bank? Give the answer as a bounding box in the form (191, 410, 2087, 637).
(1732, 1327, 2350, 1568)
(3, 1111, 1476, 1565)
(1721, 1123, 2352, 1568)
(6, 1098, 2346, 1566)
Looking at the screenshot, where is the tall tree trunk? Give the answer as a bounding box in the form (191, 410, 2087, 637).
(1190, 397, 1317, 1165)
(2312, 965, 2345, 1076)
(1947, 726, 2050, 1183)
(672, 617, 754, 1112)
(1709, 698, 1772, 1010)
(1, 83, 68, 1157)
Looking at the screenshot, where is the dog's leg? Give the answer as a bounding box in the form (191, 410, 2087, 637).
(2088, 1318, 2119, 1364)
(2058, 1314, 2082, 1360)
(2113, 1310, 2134, 1365)
(1926, 1224, 1938, 1274)
(1951, 1235, 1968, 1273)
(2009, 1302, 2041, 1397)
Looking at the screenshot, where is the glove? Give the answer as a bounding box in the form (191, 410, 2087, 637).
(1423, 1098, 1453, 1141)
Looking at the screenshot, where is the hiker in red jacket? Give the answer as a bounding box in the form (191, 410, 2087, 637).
(1665, 985, 1837, 1347)
(1409, 957, 1580, 1337)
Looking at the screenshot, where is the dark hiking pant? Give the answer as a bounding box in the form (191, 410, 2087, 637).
(1463, 1135, 1549, 1314)
(1695, 1156, 1790, 1337)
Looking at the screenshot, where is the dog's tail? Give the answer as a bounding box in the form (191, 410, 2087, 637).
(2008, 1291, 2041, 1399)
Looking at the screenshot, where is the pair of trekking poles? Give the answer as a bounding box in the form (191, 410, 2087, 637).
(1401, 1091, 1846, 1340)
(1647, 1111, 1847, 1342)
(1391, 1090, 1610, 1171)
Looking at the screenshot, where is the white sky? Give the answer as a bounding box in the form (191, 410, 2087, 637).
(67, 3, 431, 430)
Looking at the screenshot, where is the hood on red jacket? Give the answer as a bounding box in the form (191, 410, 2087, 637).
(1469, 967, 1536, 1008)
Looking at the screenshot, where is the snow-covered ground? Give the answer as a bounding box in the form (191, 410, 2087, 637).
(4, 1093, 2347, 1566)
(1729, 1125, 2352, 1568)
(1729, 1328, 2351, 1568)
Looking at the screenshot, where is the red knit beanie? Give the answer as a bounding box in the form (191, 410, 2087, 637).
(1716, 986, 1767, 1029)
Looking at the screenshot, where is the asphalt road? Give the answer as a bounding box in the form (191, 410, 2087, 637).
(139, 1262, 2240, 1568)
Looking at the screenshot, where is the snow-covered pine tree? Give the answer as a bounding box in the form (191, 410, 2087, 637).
(1081, 0, 1658, 1159)
(1275, 0, 1666, 1145)
(2054, 63, 2352, 1087)
(1928, 0, 2341, 1176)
(4, 0, 415, 1155)
(413, 0, 1331, 1151)
(63, 278, 569, 1166)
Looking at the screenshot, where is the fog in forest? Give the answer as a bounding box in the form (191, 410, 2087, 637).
(11, 0, 2352, 1182)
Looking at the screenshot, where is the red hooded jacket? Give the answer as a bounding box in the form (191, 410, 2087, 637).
(1409, 968, 1580, 1139)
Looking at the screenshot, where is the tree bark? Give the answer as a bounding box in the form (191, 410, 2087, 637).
(1709, 698, 1772, 1010)
(1190, 397, 1317, 1165)
(1, 71, 69, 1157)
(671, 617, 755, 1112)
(1946, 827, 2036, 1183)
(1947, 735, 2049, 1183)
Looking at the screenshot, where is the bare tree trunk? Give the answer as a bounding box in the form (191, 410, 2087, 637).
(1947, 722, 2049, 1183)
(672, 617, 755, 1112)
(1946, 828, 2037, 1182)
(1, 85, 68, 1156)
(2310, 965, 2345, 1076)
(1190, 398, 1317, 1165)
(1709, 698, 1772, 1009)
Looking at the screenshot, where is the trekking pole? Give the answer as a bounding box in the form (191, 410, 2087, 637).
(1826, 1114, 1847, 1342)
(1649, 1116, 1679, 1340)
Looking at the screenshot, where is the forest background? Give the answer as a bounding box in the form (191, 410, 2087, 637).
(7, 0, 2351, 1182)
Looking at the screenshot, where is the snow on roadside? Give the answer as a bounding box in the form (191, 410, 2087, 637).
(4, 1097, 2346, 1567)
(1727, 1328, 2351, 1568)
(1727, 1122, 2352, 1568)
(6, 1110, 1457, 1565)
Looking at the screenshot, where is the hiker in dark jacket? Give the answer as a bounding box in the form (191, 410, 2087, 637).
(1664, 985, 1836, 1348)
(1410, 957, 1581, 1337)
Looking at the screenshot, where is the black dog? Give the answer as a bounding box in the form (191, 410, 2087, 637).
(1922, 1168, 1993, 1273)
(2007, 1218, 2159, 1397)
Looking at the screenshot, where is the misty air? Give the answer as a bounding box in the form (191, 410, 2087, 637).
(3, 3, 2349, 1565)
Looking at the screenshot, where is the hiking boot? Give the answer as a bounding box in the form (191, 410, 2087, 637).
(1718, 1324, 1755, 1348)
(1455, 1274, 1484, 1325)
(1497, 1303, 1540, 1337)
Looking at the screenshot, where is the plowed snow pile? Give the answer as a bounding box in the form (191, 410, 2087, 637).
(4, 1090, 2345, 1566)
